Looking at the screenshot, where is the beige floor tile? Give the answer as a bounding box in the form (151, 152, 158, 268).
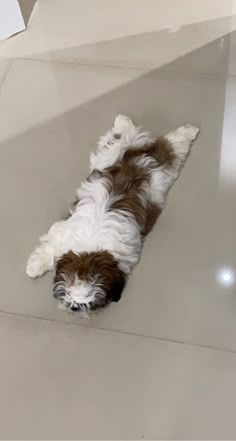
(1, 312, 236, 439)
(0, 58, 236, 352)
(0, 1, 235, 73)
(1, 2, 236, 439)
(0, 59, 142, 141)
(25, 19, 236, 75)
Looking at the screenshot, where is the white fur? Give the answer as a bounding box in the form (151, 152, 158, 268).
(26, 116, 199, 280)
(69, 277, 97, 304)
(90, 114, 151, 172)
(27, 175, 142, 276)
(53, 276, 98, 311)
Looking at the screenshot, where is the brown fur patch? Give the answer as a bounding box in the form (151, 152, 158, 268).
(101, 138, 170, 235)
(124, 136, 174, 167)
(107, 162, 148, 231)
(144, 202, 162, 235)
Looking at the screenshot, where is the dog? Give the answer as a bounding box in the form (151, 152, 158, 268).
(26, 115, 199, 313)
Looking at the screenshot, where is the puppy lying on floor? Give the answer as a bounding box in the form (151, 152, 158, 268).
(27, 115, 199, 312)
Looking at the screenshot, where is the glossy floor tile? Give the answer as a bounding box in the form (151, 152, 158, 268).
(0, 0, 236, 71)
(1, 312, 236, 440)
(0, 57, 236, 352)
(24, 18, 236, 75)
(0, 1, 236, 439)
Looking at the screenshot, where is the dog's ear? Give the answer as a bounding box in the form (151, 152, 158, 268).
(111, 270, 126, 302)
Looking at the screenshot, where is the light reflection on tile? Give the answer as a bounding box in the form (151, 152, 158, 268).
(217, 267, 235, 287)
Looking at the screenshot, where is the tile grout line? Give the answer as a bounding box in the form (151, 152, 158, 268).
(19, 56, 151, 72)
(9, 56, 236, 79)
(0, 59, 14, 94)
(1, 308, 236, 356)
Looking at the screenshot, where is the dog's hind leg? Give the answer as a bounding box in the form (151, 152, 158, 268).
(90, 115, 136, 172)
(142, 124, 199, 236)
(165, 124, 200, 167)
(147, 124, 200, 212)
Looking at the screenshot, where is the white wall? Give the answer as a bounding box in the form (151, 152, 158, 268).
(0, 0, 25, 41)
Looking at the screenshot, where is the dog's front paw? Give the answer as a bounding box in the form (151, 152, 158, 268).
(26, 250, 48, 279)
(114, 114, 134, 132)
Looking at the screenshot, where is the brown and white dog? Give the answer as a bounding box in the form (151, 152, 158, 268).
(26, 115, 199, 312)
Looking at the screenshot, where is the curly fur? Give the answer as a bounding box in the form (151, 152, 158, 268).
(26, 115, 199, 313)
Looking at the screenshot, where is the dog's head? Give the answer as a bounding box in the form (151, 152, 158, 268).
(53, 250, 126, 312)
